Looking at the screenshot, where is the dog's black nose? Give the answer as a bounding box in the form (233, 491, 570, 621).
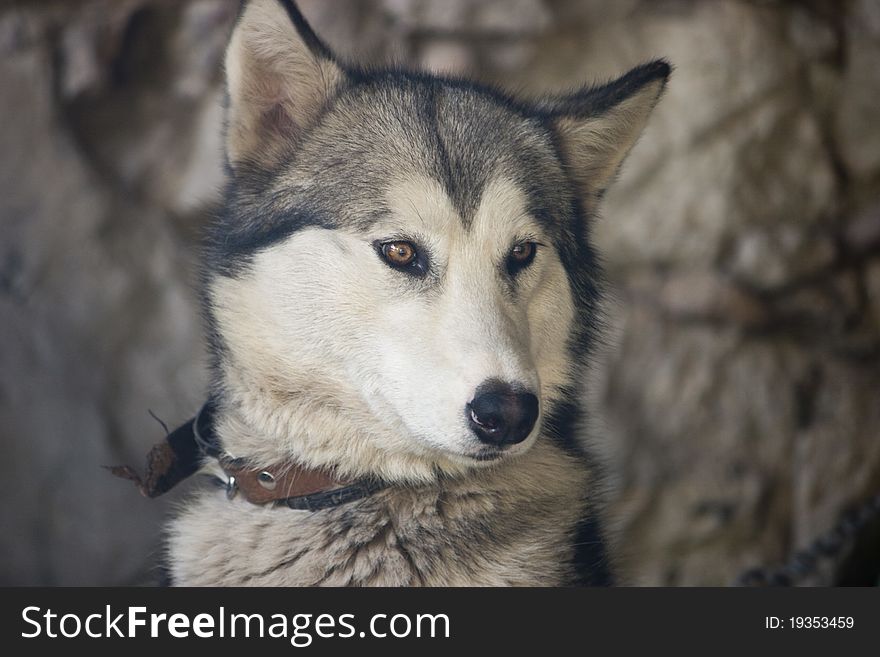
(467, 381, 539, 447)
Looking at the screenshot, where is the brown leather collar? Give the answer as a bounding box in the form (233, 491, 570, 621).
(219, 457, 357, 506)
(108, 401, 385, 512)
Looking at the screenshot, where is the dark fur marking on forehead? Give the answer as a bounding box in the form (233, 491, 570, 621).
(431, 88, 495, 228)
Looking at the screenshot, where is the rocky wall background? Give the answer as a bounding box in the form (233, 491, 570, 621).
(1, 0, 878, 585)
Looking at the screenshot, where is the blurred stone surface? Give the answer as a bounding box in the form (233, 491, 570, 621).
(0, 1, 214, 585)
(1, 0, 878, 585)
(836, 0, 880, 178)
(383, 0, 553, 35)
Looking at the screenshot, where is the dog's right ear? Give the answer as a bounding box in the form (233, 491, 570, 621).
(224, 0, 345, 172)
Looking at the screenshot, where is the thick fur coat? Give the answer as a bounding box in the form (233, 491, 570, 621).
(164, 0, 668, 586)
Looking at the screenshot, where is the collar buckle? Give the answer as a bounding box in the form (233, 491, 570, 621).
(225, 474, 238, 500)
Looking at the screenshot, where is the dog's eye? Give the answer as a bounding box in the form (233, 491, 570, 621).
(382, 241, 416, 266)
(377, 240, 425, 276)
(510, 242, 535, 262)
(507, 241, 537, 276)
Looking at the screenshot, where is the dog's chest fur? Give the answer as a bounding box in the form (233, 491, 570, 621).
(167, 441, 591, 586)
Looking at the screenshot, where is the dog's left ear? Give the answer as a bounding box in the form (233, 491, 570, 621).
(542, 60, 670, 202)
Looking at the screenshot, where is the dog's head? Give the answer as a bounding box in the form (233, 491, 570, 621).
(204, 0, 668, 481)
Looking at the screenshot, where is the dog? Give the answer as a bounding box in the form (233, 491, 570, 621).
(155, 0, 668, 586)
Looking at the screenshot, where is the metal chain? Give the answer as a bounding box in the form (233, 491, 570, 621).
(734, 492, 880, 586)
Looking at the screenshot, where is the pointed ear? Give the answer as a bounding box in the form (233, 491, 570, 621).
(224, 0, 346, 172)
(543, 60, 670, 201)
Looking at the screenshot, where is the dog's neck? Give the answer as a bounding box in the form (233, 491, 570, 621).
(213, 374, 481, 485)
(165, 433, 601, 586)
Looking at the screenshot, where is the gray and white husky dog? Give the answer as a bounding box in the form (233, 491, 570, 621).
(164, 0, 668, 586)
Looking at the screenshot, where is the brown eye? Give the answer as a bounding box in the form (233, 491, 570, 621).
(507, 241, 537, 276)
(510, 242, 535, 262)
(375, 238, 428, 277)
(381, 241, 417, 267)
